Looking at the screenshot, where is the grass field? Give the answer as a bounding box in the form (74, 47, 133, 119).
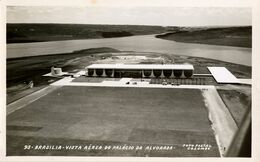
(7, 86, 219, 156)
(217, 86, 251, 126)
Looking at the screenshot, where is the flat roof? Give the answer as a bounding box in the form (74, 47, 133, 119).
(208, 67, 240, 83)
(87, 64, 194, 70)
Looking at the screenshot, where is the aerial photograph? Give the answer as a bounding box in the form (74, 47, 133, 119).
(6, 6, 251, 157)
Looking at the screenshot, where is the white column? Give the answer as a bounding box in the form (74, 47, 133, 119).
(150, 70, 155, 78)
(160, 70, 164, 78)
(102, 69, 106, 77)
(170, 70, 174, 78)
(93, 69, 97, 77)
(85, 68, 88, 76)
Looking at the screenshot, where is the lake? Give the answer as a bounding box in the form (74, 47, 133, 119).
(7, 35, 251, 66)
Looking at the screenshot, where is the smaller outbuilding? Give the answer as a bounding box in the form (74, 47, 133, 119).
(51, 67, 63, 76)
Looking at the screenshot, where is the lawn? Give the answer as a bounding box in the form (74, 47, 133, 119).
(7, 86, 219, 156)
(217, 88, 251, 126)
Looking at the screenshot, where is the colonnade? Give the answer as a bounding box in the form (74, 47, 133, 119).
(87, 69, 193, 78)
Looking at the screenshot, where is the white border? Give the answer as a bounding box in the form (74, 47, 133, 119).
(1, 0, 259, 162)
(3, 0, 253, 7)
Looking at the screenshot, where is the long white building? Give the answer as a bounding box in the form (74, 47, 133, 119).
(86, 64, 194, 78)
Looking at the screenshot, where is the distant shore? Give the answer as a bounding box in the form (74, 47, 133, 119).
(7, 24, 251, 47)
(7, 23, 167, 44)
(155, 26, 252, 48)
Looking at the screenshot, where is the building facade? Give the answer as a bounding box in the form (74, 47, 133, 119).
(86, 64, 194, 78)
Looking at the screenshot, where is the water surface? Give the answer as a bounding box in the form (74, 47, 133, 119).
(7, 35, 251, 66)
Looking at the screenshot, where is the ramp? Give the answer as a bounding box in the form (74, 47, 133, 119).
(208, 67, 240, 84)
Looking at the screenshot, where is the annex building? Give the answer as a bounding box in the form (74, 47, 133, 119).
(86, 64, 194, 78)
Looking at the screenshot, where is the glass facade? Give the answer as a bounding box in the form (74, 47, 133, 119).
(184, 70, 193, 78)
(105, 69, 113, 77)
(143, 70, 152, 77)
(173, 70, 182, 78)
(163, 70, 172, 78)
(119, 69, 142, 78)
(96, 69, 104, 76)
(88, 69, 94, 76)
(153, 70, 162, 78)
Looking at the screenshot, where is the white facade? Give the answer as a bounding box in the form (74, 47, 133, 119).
(86, 64, 194, 78)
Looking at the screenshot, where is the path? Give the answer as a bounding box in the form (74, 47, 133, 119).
(7, 85, 61, 115)
(202, 87, 238, 156)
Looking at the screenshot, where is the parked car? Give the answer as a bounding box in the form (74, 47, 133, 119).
(171, 82, 180, 86)
(162, 82, 167, 85)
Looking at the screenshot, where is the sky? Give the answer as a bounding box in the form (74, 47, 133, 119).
(7, 6, 251, 26)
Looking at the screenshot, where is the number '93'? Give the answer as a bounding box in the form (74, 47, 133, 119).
(24, 145, 32, 150)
